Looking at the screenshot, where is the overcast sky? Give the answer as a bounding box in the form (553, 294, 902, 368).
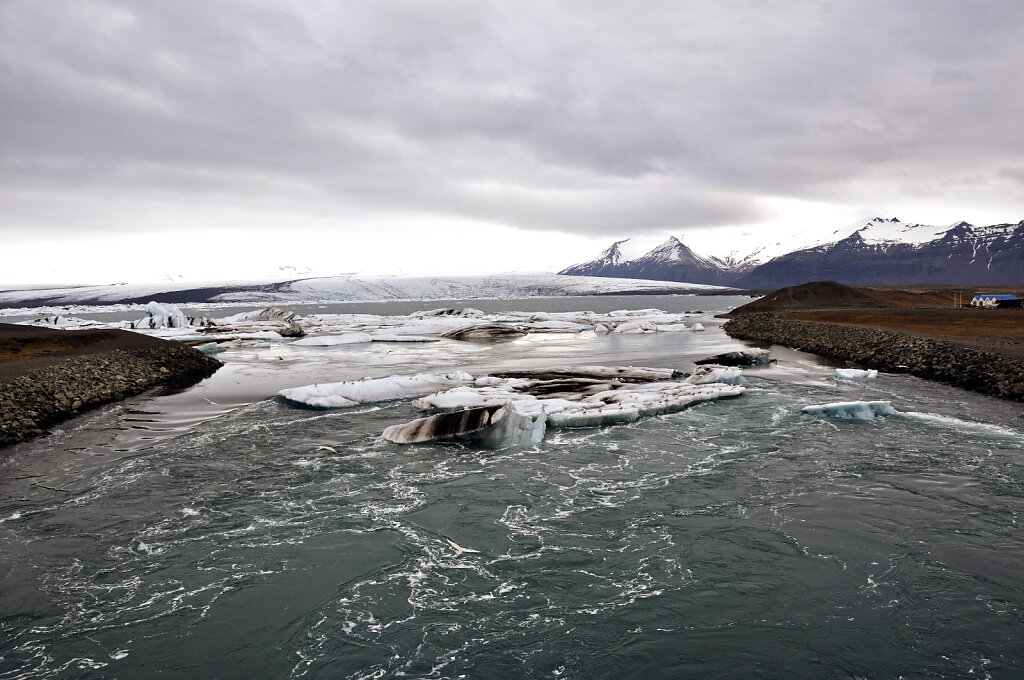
(2, 1, 1023, 284)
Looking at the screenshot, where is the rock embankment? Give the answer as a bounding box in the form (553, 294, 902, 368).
(1, 344, 221, 447)
(724, 313, 1024, 402)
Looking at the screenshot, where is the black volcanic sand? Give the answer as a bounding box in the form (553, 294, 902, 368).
(725, 313, 1024, 402)
(0, 323, 221, 448)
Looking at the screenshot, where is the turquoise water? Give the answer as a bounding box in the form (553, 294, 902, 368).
(1, 296, 1022, 678)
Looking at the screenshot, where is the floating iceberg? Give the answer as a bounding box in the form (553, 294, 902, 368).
(802, 401, 896, 420)
(410, 308, 486, 318)
(442, 324, 527, 341)
(383, 405, 546, 448)
(835, 368, 879, 380)
(696, 349, 773, 367)
(278, 371, 475, 408)
(135, 301, 210, 329)
(217, 306, 298, 324)
(684, 365, 746, 385)
(193, 342, 227, 355)
(411, 367, 746, 432)
(611, 320, 658, 334)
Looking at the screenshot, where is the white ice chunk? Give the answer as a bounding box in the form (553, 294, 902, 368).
(278, 371, 475, 408)
(802, 401, 896, 420)
(684, 365, 746, 385)
(194, 342, 227, 355)
(135, 301, 198, 329)
(409, 308, 486, 318)
(835, 368, 879, 380)
(217, 306, 298, 323)
(612, 320, 658, 334)
(690, 323, 705, 331)
(292, 333, 373, 346)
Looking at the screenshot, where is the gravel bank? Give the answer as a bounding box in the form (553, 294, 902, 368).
(724, 312, 1024, 402)
(1, 343, 221, 448)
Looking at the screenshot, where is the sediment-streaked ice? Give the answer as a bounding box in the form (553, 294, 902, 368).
(802, 401, 895, 420)
(278, 372, 475, 408)
(383, 405, 546, 448)
(412, 370, 746, 430)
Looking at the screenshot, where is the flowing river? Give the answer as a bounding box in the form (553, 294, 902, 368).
(1, 295, 1022, 679)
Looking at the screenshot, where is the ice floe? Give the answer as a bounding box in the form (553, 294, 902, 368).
(802, 401, 896, 420)
(278, 372, 475, 408)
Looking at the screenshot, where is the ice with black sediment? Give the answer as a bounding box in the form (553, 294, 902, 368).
(396, 366, 746, 443)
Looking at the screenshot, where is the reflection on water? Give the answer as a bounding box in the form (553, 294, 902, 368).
(1, 295, 1022, 679)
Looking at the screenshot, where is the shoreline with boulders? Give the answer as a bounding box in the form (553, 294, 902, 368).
(724, 312, 1024, 402)
(1, 327, 221, 448)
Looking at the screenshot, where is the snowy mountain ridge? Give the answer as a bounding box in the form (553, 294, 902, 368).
(560, 217, 1024, 287)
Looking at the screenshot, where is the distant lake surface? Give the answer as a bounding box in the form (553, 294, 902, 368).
(1, 295, 1022, 679)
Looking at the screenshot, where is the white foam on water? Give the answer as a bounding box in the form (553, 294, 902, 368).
(902, 412, 1022, 438)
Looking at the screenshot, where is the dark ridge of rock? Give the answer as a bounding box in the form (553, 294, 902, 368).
(441, 325, 527, 341)
(1, 342, 221, 448)
(723, 313, 1024, 402)
(728, 281, 889, 315)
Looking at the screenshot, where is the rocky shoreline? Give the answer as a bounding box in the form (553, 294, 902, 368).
(0, 344, 221, 448)
(724, 312, 1024, 402)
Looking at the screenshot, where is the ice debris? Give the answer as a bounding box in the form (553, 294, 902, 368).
(802, 401, 895, 420)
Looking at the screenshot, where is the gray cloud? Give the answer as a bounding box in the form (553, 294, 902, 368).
(1, 0, 1023, 242)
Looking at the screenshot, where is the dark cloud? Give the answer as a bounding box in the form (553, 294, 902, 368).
(1, 0, 1023, 242)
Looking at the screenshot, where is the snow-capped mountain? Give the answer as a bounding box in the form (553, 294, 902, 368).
(559, 217, 1024, 287)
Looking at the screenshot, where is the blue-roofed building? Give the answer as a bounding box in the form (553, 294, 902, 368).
(971, 294, 1020, 308)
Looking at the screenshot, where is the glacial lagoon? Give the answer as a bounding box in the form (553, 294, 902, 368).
(1, 295, 1023, 678)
